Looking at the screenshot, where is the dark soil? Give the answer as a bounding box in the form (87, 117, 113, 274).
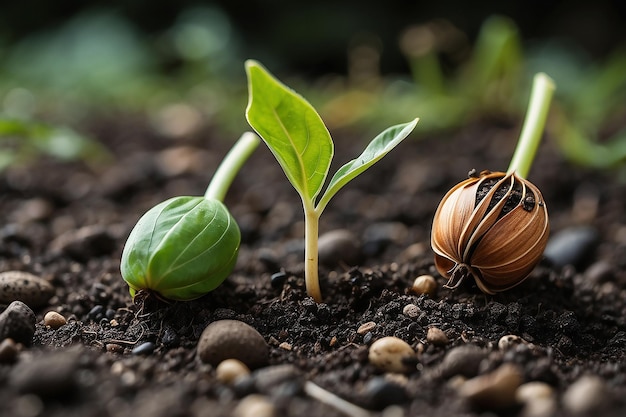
(1, 113, 625, 417)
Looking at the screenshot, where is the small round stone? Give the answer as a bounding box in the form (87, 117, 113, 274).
(216, 359, 251, 384)
(368, 336, 416, 373)
(317, 229, 361, 267)
(426, 327, 449, 346)
(562, 375, 610, 415)
(409, 275, 437, 297)
(402, 304, 420, 318)
(0, 338, 19, 363)
(459, 363, 523, 409)
(0, 271, 55, 308)
(498, 334, 527, 350)
(517, 382, 556, 417)
(44, 311, 67, 329)
(438, 344, 488, 378)
(131, 342, 155, 355)
(364, 376, 409, 410)
(197, 320, 269, 369)
(0, 301, 36, 345)
(233, 394, 275, 417)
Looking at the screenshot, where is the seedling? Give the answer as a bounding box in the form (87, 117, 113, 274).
(120, 132, 260, 301)
(431, 73, 555, 293)
(245, 60, 418, 302)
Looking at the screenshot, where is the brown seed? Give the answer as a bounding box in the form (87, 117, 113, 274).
(426, 327, 449, 346)
(0, 271, 55, 308)
(357, 321, 376, 335)
(431, 170, 549, 294)
(409, 275, 437, 296)
(43, 311, 67, 329)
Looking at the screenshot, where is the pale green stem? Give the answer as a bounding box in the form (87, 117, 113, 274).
(205, 131, 260, 201)
(507, 73, 556, 178)
(304, 205, 322, 303)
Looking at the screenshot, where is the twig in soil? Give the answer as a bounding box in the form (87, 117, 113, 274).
(304, 381, 373, 417)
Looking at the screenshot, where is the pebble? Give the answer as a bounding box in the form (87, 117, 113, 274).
(409, 275, 437, 297)
(0, 301, 36, 345)
(43, 311, 67, 329)
(0, 338, 19, 363)
(10, 349, 80, 397)
(516, 382, 556, 417)
(459, 363, 523, 409)
(233, 394, 275, 417)
(363, 376, 409, 410)
(252, 364, 303, 397)
(362, 222, 408, 256)
(317, 229, 361, 267)
(0, 271, 55, 308)
(368, 336, 416, 373)
(269, 271, 287, 289)
(437, 344, 487, 378)
(49, 224, 117, 261)
(562, 375, 610, 415)
(216, 359, 251, 384)
(498, 334, 527, 350)
(402, 304, 420, 318)
(132, 341, 156, 355)
(357, 321, 376, 335)
(543, 226, 599, 268)
(197, 320, 269, 369)
(426, 327, 449, 346)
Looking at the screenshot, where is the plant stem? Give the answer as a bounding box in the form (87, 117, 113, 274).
(205, 131, 260, 201)
(507, 73, 556, 178)
(304, 206, 323, 302)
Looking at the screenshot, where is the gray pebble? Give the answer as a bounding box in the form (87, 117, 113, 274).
(252, 364, 303, 397)
(318, 229, 361, 267)
(10, 350, 80, 397)
(197, 320, 269, 369)
(49, 224, 116, 261)
(363, 376, 409, 410)
(0, 271, 55, 308)
(562, 375, 610, 415)
(132, 341, 156, 355)
(0, 301, 36, 345)
(544, 226, 599, 268)
(437, 344, 487, 378)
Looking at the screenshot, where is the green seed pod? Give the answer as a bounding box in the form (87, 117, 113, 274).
(121, 196, 240, 301)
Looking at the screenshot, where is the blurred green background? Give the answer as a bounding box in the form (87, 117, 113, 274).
(1, 0, 625, 171)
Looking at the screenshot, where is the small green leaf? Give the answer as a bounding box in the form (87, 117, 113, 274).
(245, 59, 333, 206)
(316, 118, 419, 213)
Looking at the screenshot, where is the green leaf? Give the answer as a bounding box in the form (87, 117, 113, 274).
(316, 118, 419, 213)
(245, 59, 333, 206)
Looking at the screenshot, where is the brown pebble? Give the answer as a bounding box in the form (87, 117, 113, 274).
(278, 342, 292, 351)
(459, 363, 523, 409)
(44, 311, 67, 329)
(0, 338, 19, 363)
(215, 359, 251, 384)
(409, 275, 437, 297)
(368, 336, 416, 373)
(427, 327, 449, 346)
(106, 344, 125, 354)
(357, 321, 376, 335)
(562, 375, 610, 415)
(197, 320, 269, 369)
(0, 271, 55, 308)
(233, 394, 275, 417)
